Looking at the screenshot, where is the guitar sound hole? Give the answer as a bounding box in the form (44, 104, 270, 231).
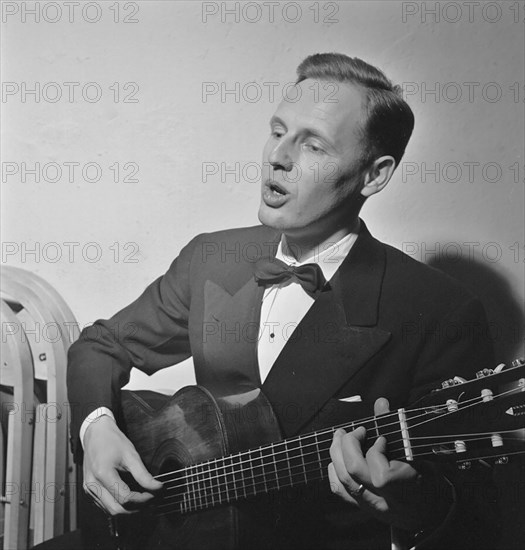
(157, 458, 188, 512)
(150, 441, 195, 517)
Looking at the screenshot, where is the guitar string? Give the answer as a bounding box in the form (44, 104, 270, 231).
(144, 386, 523, 511)
(155, 390, 520, 512)
(155, 434, 525, 516)
(394, 385, 519, 433)
(383, 430, 524, 458)
(151, 385, 522, 505)
(157, 427, 523, 502)
(156, 404, 515, 512)
(154, 445, 525, 517)
(152, 385, 520, 488)
(154, 383, 515, 485)
(154, 450, 525, 518)
(156, 429, 523, 510)
(157, 453, 333, 510)
(152, 399, 466, 483)
(152, 395, 478, 484)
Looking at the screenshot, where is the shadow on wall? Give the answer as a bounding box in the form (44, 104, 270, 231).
(428, 249, 525, 550)
(428, 252, 524, 364)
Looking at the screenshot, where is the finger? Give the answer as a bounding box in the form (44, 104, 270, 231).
(330, 428, 370, 490)
(98, 484, 135, 516)
(351, 425, 367, 442)
(330, 429, 357, 487)
(125, 453, 164, 493)
(84, 479, 131, 516)
(374, 397, 390, 416)
(95, 467, 145, 509)
(366, 436, 417, 492)
(340, 428, 370, 485)
(327, 462, 358, 506)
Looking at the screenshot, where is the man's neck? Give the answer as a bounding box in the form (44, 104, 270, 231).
(283, 219, 360, 263)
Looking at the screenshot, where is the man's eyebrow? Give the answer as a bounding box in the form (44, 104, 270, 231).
(269, 115, 286, 127)
(269, 115, 337, 150)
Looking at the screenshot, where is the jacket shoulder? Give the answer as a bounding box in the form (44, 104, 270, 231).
(185, 225, 279, 263)
(380, 240, 479, 312)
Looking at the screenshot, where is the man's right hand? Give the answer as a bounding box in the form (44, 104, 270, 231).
(82, 415, 164, 515)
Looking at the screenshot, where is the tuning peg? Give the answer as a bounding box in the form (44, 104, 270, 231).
(441, 376, 467, 389)
(495, 456, 509, 465)
(511, 358, 525, 368)
(458, 461, 471, 470)
(476, 368, 494, 378)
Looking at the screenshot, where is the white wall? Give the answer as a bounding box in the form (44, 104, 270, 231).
(2, 1, 523, 391)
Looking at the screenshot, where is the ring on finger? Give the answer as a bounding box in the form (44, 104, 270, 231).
(349, 483, 365, 498)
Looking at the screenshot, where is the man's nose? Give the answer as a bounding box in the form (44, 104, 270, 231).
(268, 139, 294, 172)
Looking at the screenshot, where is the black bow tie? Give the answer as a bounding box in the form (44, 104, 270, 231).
(254, 257, 327, 297)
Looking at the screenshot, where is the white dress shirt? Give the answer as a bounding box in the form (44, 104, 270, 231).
(257, 230, 358, 382)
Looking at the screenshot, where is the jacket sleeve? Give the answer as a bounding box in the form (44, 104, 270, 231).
(66, 234, 202, 460)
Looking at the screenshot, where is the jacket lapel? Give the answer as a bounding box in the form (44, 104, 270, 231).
(262, 222, 392, 437)
(200, 230, 280, 390)
(201, 277, 264, 388)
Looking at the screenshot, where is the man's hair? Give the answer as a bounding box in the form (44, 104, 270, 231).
(296, 53, 414, 170)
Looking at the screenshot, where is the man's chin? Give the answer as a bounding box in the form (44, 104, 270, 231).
(258, 204, 284, 230)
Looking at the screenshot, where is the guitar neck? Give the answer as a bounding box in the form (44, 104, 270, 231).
(152, 361, 525, 517)
(156, 413, 403, 516)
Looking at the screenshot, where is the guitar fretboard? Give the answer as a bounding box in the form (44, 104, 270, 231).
(157, 416, 394, 515)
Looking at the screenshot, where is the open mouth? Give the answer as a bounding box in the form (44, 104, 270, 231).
(262, 180, 289, 207)
(267, 180, 288, 196)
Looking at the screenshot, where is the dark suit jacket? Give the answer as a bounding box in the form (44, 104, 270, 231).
(67, 222, 496, 549)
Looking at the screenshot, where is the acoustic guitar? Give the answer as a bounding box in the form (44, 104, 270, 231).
(112, 359, 525, 549)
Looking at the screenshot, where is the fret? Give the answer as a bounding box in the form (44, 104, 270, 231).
(271, 442, 280, 490)
(259, 447, 268, 493)
(297, 437, 308, 484)
(228, 453, 240, 500)
(261, 443, 279, 492)
(374, 411, 404, 461)
(249, 447, 265, 496)
(188, 466, 197, 512)
(181, 474, 189, 513)
(245, 449, 257, 497)
(232, 452, 247, 499)
(313, 432, 324, 479)
(283, 440, 293, 486)
(284, 437, 308, 487)
(213, 457, 223, 505)
(195, 463, 204, 511)
(223, 454, 234, 503)
(205, 459, 213, 508)
(195, 464, 206, 510)
(204, 460, 213, 508)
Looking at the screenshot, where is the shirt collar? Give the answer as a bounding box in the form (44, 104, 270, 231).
(276, 222, 360, 282)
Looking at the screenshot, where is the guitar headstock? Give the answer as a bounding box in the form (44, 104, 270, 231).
(407, 358, 525, 468)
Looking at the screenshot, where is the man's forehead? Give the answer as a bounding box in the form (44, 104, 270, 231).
(272, 79, 365, 134)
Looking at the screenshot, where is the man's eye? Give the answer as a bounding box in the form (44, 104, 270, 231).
(304, 142, 324, 154)
(271, 130, 284, 138)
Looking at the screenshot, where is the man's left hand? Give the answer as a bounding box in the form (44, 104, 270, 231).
(328, 397, 439, 531)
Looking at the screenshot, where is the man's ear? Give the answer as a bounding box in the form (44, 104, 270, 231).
(360, 156, 396, 198)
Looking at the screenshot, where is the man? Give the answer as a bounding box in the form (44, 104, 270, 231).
(67, 53, 495, 549)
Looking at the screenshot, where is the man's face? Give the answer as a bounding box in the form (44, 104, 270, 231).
(258, 79, 367, 243)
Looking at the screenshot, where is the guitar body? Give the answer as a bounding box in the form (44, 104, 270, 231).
(116, 386, 282, 550)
